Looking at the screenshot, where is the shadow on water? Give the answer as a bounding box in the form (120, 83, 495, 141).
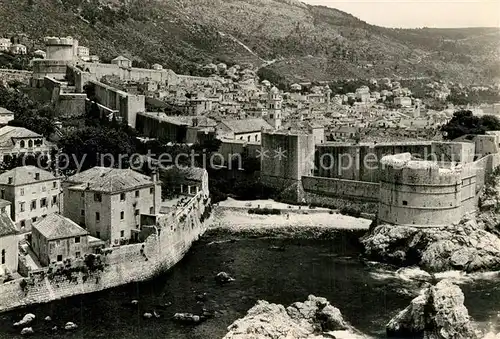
(0, 235, 498, 338)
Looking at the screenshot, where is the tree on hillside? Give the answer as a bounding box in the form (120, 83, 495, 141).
(441, 110, 500, 140)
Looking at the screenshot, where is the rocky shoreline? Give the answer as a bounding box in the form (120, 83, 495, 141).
(222, 280, 497, 339)
(362, 214, 500, 273)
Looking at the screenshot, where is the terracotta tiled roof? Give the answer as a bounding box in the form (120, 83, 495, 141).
(67, 167, 154, 193)
(218, 118, 272, 134)
(0, 213, 17, 237)
(0, 166, 57, 186)
(0, 126, 42, 148)
(33, 214, 88, 240)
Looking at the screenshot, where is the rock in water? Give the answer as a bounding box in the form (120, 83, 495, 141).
(14, 314, 35, 327)
(215, 272, 235, 285)
(20, 327, 34, 336)
(223, 295, 365, 338)
(64, 322, 78, 331)
(387, 280, 477, 338)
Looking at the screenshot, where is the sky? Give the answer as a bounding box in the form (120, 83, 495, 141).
(302, 0, 500, 28)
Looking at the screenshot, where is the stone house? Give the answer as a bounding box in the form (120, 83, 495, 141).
(111, 56, 132, 68)
(0, 38, 11, 52)
(0, 166, 62, 232)
(9, 44, 27, 55)
(0, 212, 18, 277)
(0, 126, 54, 163)
(215, 118, 272, 142)
(63, 167, 161, 246)
(31, 214, 89, 267)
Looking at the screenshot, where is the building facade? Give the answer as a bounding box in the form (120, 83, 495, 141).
(0, 166, 62, 232)
(31, 214, 89, 266)
(0, 126, 53, 163)
(63, 167, 161, 245)
(0, 213, 18, 278)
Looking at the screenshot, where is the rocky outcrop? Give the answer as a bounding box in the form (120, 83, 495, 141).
(362, 216, 500, 272)
(387, 280, 478, 338)
(223, 295, 366, 339)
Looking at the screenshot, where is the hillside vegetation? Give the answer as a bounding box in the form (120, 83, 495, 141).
(0, 0, 498, 83)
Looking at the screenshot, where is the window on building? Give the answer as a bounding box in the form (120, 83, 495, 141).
(42, 186, 46, 192)
(150, 207, 154, 214)
(120, 230, 124, 238)
(96, 231, 100, 238)
(52, 196, 57, 205)
(94, 193, 102, 202)
(120, 193, 126, 201)
(402, 201, 408, 206)
(20, 220, 25, 228)
(120, 211, 124, 220)
(135, 190, 140, 198)
(255, 135, 258, 142)
(247, 136, 251, 142)
(150, 187, 154, 194)
(135, 209, 140, 216)
(81, 192, 84, 198)
(81, 209, 84, 216)
(0, 189, 4, 199)
(40, 198, 47, 208)
(20, 140, 25, 148)
(95, 212, 100, 222)
(76, 252, 81, 258)
(53, 182, 57, 189)
(28, 140, 33, 148)
(34, 172, 39, 180)
(31, 200, 36, 210)
(1, 249, 5, 265)
(75, 237, 80, 244)
(1, 207, 5, 214)
(19, 202, 25, 212)
(57, 255, 62, 262)
(20, 188, 24, 196)
(32, 217, 37, 223)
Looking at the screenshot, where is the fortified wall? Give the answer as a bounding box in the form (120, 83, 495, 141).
(0, 193, 211, 313)
(90, 79, 145, 128)
(261, 130, 500, 226)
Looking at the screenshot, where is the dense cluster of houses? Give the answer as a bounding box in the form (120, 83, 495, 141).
(0, 125, 209, 281)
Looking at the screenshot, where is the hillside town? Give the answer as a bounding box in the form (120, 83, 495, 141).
(0, 23, 500, 339)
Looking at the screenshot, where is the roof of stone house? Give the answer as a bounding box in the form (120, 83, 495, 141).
(0, 126, 42, 147)
(0, 107, 13, 115)
(0, 213, 17, 237)
(112, 55, 130, 61)
(33, 214, 88, 240)
(67, 167, 154, 193)
(218, 118, 272, 134)
(0, 166, 57, 186)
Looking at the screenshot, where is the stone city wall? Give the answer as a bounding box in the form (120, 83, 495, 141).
(0, 69, 32, 85)
(0, 192, 210, 313)
(301, 176, 380, 213)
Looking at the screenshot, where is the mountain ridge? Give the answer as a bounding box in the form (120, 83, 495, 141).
(0, 0, 498, 84)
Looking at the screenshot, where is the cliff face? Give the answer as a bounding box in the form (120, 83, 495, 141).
(0, 0, 498, 83)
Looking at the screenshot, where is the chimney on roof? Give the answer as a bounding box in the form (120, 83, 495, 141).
(8, 177, 13, 184)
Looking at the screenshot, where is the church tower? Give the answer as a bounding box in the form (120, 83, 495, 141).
(265, 86, 283, 130)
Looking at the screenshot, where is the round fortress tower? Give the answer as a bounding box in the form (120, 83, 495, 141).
(44, 36, 76, 61)
(378, 153, 463, 227)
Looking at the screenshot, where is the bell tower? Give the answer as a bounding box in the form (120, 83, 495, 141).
(265, 86, 283, 130)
